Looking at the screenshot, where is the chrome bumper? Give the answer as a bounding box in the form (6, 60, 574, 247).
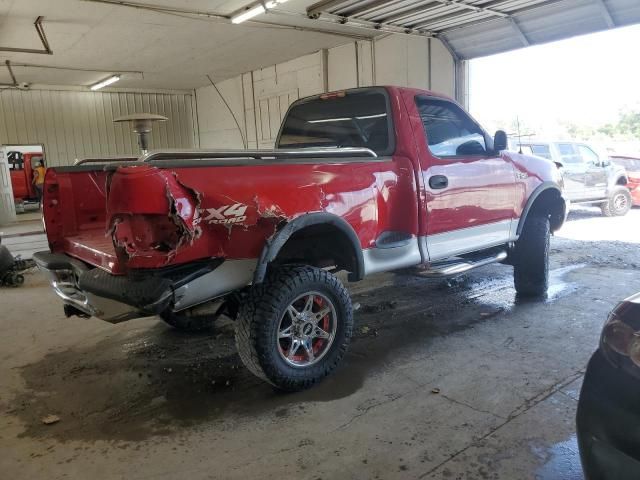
(34, 253, 148, 323)
(34, 252, 257, 323)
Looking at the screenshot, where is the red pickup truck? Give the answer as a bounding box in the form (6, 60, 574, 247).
(35, 87, 567, 390)
(8, 151, 44, 204)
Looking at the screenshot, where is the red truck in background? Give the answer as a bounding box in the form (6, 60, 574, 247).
(610, 156, 640, 206)
(8, 151, 45, 205)
(34, 86, 567, 391)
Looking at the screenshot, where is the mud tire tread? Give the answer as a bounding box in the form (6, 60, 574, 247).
(513, 215, 550, 297)
(235, 266, 353, 391)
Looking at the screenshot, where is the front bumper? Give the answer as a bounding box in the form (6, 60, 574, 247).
(576, 349, 640, 480)
(33, 252, 256, 323)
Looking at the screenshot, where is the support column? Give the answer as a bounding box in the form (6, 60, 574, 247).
(0, 149, 17, 226)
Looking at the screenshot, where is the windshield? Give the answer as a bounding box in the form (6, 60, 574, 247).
(277, 89, 393, 155)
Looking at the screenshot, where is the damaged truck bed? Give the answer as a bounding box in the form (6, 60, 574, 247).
(35, 86, 567, 391)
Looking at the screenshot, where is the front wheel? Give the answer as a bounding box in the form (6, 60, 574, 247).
(235, 266, 353, 391)
(512, 215, 550, 297)
(601, 187, 632, 217)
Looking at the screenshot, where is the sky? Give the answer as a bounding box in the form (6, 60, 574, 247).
(469, 24, 640, 137)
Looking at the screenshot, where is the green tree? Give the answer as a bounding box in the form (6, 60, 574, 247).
(598, 110, 640, 139)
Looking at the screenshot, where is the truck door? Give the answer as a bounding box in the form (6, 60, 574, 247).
(556, 143, 589, 201)
(413, 95, 517, 262)
(577, 144, 607, 199)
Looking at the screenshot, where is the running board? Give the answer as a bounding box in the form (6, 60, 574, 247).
(418, 250, 508, 278)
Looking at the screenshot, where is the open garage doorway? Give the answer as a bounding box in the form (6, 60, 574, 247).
(3, 144, 46, 214)
(0, 144, 48, 261)
(468, 24, 640, 221)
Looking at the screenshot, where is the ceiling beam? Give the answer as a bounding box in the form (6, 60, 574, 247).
(438, 0, 572, 34)
(436, 34, 461, 61)
(508, 17, 530, 47)
(282, 8, 433, 36)
(428, 0, 508, 18)
(307, 0, 354, 18)
(593, 0, 615, 28)
(412, 9, 491, 30)
(308, 0, 510, 20)
(82, 0, 369, 40)
(383, 3, 463, 25)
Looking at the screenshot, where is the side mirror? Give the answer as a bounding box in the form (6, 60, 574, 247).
(494, 130, 508, 152)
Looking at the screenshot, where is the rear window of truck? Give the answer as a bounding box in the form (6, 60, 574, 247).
(277, 89, 393, 155)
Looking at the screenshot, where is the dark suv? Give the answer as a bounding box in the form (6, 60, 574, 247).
(518, 141, 630, 216)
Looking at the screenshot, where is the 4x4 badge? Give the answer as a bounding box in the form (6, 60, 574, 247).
(202, 203, 248, 225)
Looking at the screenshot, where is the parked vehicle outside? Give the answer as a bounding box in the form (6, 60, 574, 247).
(517, 141, 631, 216)
(8, 151, 46, 208)
(34, 86, 567, 390)
(577, 293, 640, 480)
(610, 155, 640, 206)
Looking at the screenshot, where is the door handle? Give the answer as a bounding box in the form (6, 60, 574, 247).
(429, 175, 448, 189)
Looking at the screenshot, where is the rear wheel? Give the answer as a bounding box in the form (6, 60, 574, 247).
(512, 215, 550, 297)
(235, 266, 353, 391)
(601, 187, 632, 217)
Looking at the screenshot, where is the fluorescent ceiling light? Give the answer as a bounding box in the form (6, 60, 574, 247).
(90, 75, 120, 91)
(231, 0, 289, 24)
(231, 4, 265, 24)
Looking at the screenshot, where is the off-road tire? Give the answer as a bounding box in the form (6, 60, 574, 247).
(235, 266, 353, 391)
(512, 215, 550, 297)
(160, 310, 216, 333)
(601, 187, 632, 217)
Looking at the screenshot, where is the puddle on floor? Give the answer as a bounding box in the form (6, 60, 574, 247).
(545, 264, 584, 302)
(535, 434, 584, 480)
(459, 263, 586, 312)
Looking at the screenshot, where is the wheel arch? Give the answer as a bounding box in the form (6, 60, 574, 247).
(517, 183, 566, 236)
(615, 175, 628, 186)
(253, 212, 365, 284)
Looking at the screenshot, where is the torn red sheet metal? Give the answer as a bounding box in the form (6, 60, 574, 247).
(106, 165, 201, 264)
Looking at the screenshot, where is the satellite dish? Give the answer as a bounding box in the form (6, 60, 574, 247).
(114, 113, 168, 154)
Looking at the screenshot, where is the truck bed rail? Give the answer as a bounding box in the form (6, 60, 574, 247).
(74, 147, 377, 166)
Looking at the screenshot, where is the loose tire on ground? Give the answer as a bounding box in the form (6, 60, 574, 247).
(235, 266, 353, 391)
(601, 187, 632, 217)
(512, 215, 550, 297)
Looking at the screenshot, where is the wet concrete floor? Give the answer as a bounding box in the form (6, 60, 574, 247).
(1, 208, 639, 479)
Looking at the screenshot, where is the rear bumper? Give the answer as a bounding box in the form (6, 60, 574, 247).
(34, 252, 256, 323)
(576, 349, 640, 480)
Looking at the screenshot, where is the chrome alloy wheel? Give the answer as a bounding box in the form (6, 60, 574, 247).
(277, 292, 337, 367)
(614, 192, 629, 213)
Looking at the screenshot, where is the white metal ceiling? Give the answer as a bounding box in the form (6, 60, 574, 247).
(305, 0, 640, 59)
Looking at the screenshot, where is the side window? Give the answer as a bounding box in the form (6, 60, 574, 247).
(577, 145, 600, 165)
(557, 143, 582, 165)
(415, 96, 487, 158)
(530, 144, 552, 160)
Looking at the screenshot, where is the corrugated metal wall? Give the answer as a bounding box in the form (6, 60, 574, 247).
(0, 89, 195, 167)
